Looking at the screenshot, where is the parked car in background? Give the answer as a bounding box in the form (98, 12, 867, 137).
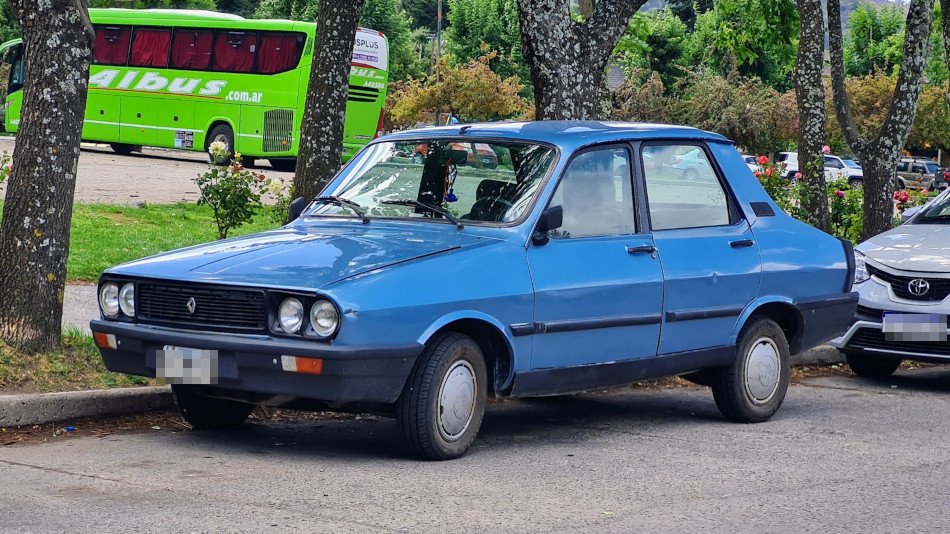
(413, 141, 499, 168)
(90, 121, 858, 460)
(934, 167, 950, 190)
(896, 158, 938, 190)
(776, 152, 863, 188)
(831, 187, 950, 377)
(741, 154, 759, 173)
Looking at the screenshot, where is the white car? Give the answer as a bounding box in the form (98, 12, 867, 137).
(776, 152, 864, 188)
(830, 188, 950, 377)
(740, 154, 759, 173)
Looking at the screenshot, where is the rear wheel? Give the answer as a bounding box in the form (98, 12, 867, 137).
(268, 158, 297, 172)
(396, 332, 488, 460)
(207, 124, 234, 165)
(711, 318, 790, 423)
(848, 178, 863, 190)
(172, 384, 254, 430)
(110, 143, 140, 156)
(683, 167, 699, 181)
(844, 352, 901, 378)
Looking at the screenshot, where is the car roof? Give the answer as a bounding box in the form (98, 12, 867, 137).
(380, 121, 731, 151)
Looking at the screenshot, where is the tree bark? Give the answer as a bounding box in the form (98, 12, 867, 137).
(517, 0, 646, 120)
(0, 0, 92, 352)
(793, 0, 829, 232)
(293, 0, 365, 201)
(827, 0, 934, 240)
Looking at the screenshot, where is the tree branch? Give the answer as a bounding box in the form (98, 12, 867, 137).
(77, 0, 93, 41)
(585, 0, 647, 53)
(878, 0, 934, 147)
(826, 0, 867, 154)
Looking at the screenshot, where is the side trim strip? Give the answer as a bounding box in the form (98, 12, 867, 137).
(794, 292, 858, 311)
(84, 119, 204, 133)
(509, 314, 662, 337)
(665, 306, 745, 323)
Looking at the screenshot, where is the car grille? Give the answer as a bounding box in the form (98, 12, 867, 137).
(867, 265, 950, 302)
(137, 282, 267, 332)
(848, 328, 950, 356)
(855, 305, 884, 322)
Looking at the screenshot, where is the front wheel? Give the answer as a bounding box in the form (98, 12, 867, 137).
(844, 353, 901, 378)
(268, 158, 297, 172)
(172, 384, 255, 430)
(683, 167, 699, 181)
(110, 143, 141, 156)
(396, 332, 488, 460)
(207, 124, 234, 165)
(848, 178, 863, 190)
(711, 318, 790, 423)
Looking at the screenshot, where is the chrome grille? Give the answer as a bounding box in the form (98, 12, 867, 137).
(867, 265, 950, 302)
(263, 108, 294, 152)
(137, 283, 266, 332)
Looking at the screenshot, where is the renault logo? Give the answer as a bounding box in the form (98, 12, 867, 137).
(908, 278, 930, 296)
(186, 297, 197, 314)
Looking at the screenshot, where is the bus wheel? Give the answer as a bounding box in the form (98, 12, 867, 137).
(110, 143, 139, 156)
(207, 124, 234, 165)
(268, 158, 297, 172)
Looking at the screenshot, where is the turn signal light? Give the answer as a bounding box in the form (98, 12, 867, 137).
(94, 332, 117, 349)
(280, 355, 323, 375)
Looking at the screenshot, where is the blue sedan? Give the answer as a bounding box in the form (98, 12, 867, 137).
(91, 122, 858, 460)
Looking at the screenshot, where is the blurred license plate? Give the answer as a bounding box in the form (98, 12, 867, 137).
(882, 313, 947, 342)
(157, 345, 218, 384)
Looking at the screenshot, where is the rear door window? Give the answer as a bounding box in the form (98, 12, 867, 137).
(642, 144, 734, 231)
(94, 25, 132, 66)
(130, 28, 172, 68)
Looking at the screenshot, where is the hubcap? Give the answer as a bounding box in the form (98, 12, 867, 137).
(214, 133, 230, 152)
(438, 360, 476, 442)
(744, 337, 781, 404)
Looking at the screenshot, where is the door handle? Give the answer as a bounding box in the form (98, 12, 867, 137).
(626, 245, 656, 254)
(730, 239, 755, 248)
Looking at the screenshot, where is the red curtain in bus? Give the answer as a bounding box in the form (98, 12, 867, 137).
(171, 30, 212, 70)
(212, 32, 257, 73)
(256, 34, 301, 74)
(130, 28, 172, 68)
(93, 26, 132, 65)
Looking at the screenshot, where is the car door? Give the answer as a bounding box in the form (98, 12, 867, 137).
(824, 156, 846, 181)
(640, 142, 762, 355)
(526, 145, 664, 370)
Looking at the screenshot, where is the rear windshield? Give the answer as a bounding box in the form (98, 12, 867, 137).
(307, 139, 557, 225)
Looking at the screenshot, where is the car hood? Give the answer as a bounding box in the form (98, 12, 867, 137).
(858, 224, 950, 273)
(108, 222, 497, 289)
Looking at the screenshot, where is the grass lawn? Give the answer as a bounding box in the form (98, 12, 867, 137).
(0, 328, 152, 393)
(0, 202, 281, 282)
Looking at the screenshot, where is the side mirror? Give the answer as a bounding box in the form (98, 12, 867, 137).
(901, 206, 921, 223)
(532, 206, 563, 246)
(288, 197, 307, 222)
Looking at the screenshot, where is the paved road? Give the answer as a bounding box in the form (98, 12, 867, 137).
(0, 136, 295, 205)
(2, 369, 949, 532)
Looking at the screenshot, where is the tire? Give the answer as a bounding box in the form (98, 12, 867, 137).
(172, 384, 254, 430)
(207, 123, 234, 165)
(844, 352, 901, 378)
(396, 332, 488, 460)
(848, 178, 863, 190)
(110, 143, 139, 156)
(711, 318, 790, 423)
(268, 158, 297, 172)
(683, 167, 699, 182)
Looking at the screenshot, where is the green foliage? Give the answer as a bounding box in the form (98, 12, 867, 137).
(0, 0, 18, 42)
(194, 145, 282, 239)
(827, 180, 864, 244)
(614, 9, 689, 88)
(403, 0, 445, 32)
(89, 0, 218, 8)
(444, 0, 526, 84)
(217, 0, 260, 16)
(909, 84, 950, 151)
(667, 0, 713, 28)
(254, 0, 317, 20)
(685, 0, 798, 89)
(843, 3, 905, 77)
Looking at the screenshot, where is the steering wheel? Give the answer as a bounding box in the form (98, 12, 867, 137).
(468, 197, 514, 222)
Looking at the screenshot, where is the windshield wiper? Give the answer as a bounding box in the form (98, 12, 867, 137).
(381, 199, 464, 230)
(312, 196, 369, 224)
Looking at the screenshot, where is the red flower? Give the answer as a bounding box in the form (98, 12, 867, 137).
(834, 190, 845, 198)
(893, 191, 909, 203)
(757, 155, 769, 165)
(754, 171, 761, 178)
(765, 167, 774, 176)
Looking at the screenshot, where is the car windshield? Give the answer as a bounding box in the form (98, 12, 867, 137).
(844, 159, 860, 168)
(305, 139, 556, 225)
(915, 193, 950, 224)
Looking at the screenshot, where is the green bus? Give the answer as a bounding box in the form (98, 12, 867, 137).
(0, 8, 389, 170)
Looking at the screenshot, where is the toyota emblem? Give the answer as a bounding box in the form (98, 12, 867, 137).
(908, 278, 930, 296)
(186, 297, 197, 314)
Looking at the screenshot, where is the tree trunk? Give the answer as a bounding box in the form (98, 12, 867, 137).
(293, 0, 365, 202)
(942, 0, 950, 106)
(827, 0, 934, 240)
(517, 0, 646, 120)
(0, 0, 92, 352)
(793, 0, 830, 232)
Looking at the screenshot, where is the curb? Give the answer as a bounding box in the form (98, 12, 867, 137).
(792, 344, 845, 367)
(0, 386, 173, 427)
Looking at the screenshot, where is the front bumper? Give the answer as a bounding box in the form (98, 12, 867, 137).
(90, 320, 423, 404)
(830, 300, 950, 362)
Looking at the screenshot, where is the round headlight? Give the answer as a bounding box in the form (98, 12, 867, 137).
(309, 300, 339, 338)
(98, 283, 120, 318)
(278, 297, 304, 333)
(119, 283, 135, 317)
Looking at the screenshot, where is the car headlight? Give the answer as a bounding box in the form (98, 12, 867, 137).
(309, 300, 339, 338)
(854, 250, 869, 284)
(98, 282, 120, 318)
(278, 297, 304, 334)
(119, 283, 135, 317)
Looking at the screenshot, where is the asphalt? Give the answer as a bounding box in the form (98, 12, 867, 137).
(2, 368, 949, 532)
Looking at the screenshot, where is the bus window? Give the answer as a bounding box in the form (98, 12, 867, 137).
(130, 28, 172, 68)
(212, 31, 257, 73)
(171, 29, 212, 70)
(94, 25, 132, 66)
(256, 33, 303, 74)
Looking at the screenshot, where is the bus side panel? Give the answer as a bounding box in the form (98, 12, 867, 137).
(118, 96, 158, 147)
(83, 91, 120, 142)
(154, 98, 197, 151)
(341, 68, 388, 162)
(194, 101, 239, 155)
(4, 91, 21, 133)
(237, 104, 263, 156)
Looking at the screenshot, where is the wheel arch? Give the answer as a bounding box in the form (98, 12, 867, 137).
(733, 297, 804, 355)
(418, 312, 516, 397)
(203, 117, 237, 150)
